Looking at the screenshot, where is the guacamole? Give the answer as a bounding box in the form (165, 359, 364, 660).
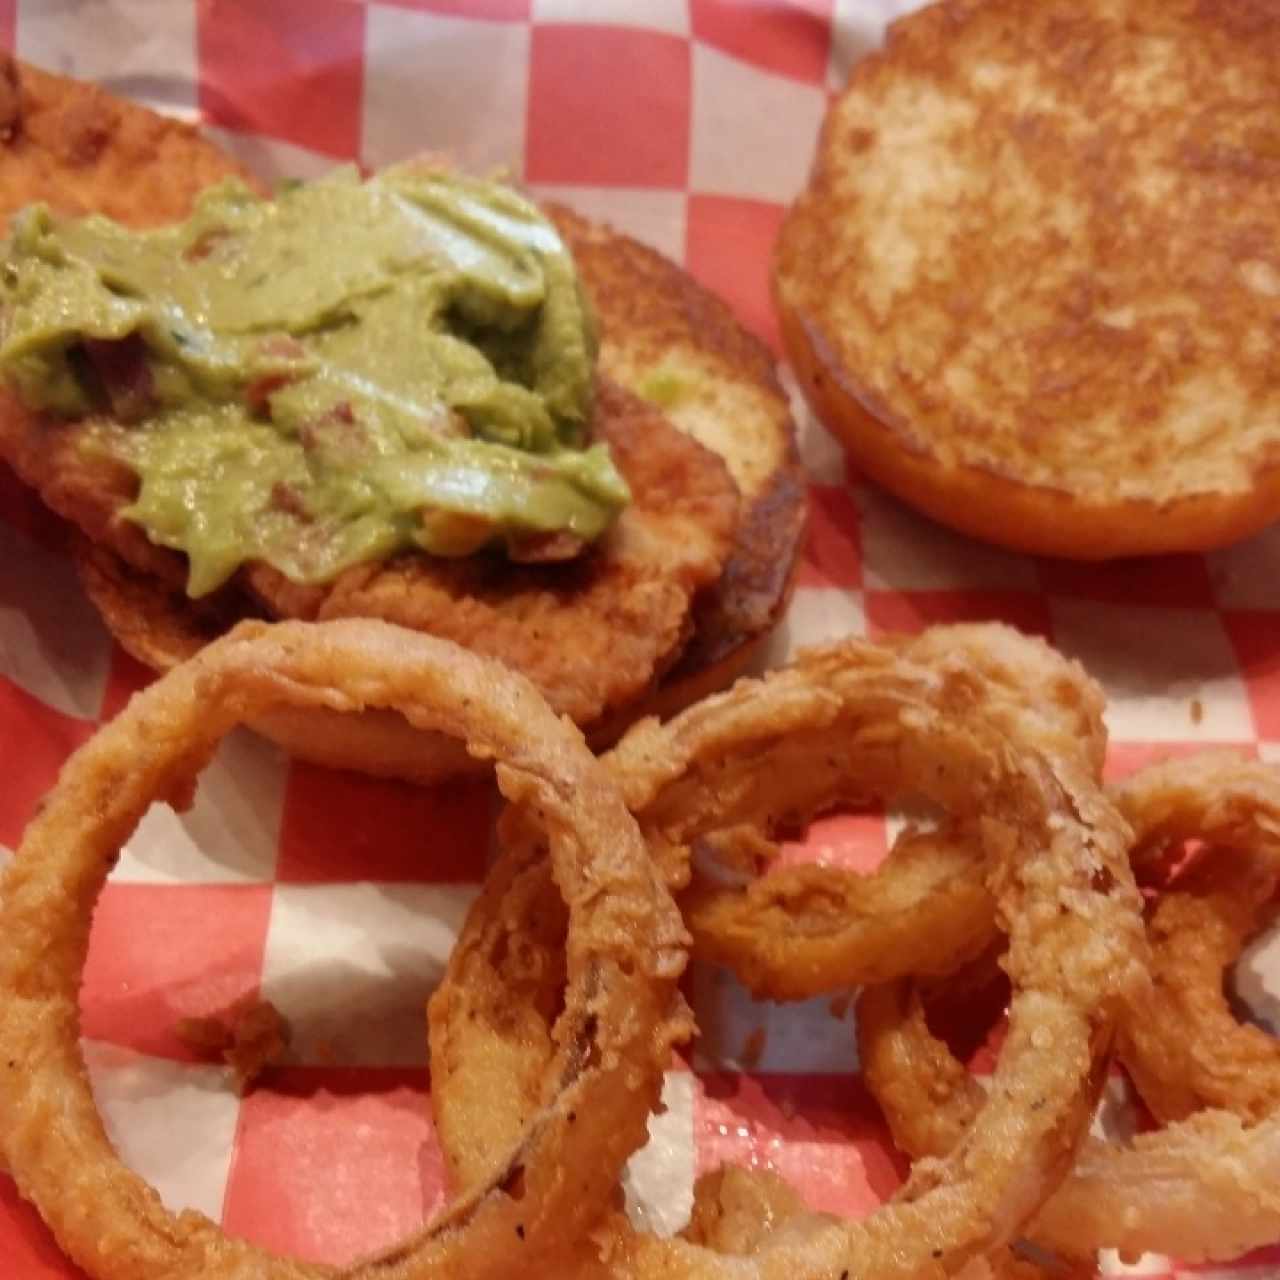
(0, 167, 628, 596)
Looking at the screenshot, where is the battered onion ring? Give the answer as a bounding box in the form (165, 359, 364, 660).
(861, 752, 1280, 1263)
(682, 1165, 1088, 1280)
(1114, 752, 1280, 1115)
(682, 823, 995, 1000)
(682, 1169, 1083, 1279)
(0, 618, 687, 1280)
(431, 633, 1144, 1278)
(1121, 850, 1280, 1124)
(885, 624, 1108, 780)
(680, 624, 1106, 1001)
(859, 961, 1280, 1264)
(857, 954, 997, 1163)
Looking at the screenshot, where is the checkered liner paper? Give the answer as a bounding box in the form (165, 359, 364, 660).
(2, 1, 1280, 1276)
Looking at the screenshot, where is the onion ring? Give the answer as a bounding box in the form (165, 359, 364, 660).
(0, 617, 687, 1280)
(860, 752, 1280, 1263)
(681, 1165, 1089, 1280)
(682, 822, 995, 1000)
(1113, 751, 1280, 1117)
(430, 631, 1144, 1278)
(679, 624, 1106, 1001)
(883, 624, 1108, 780)
(857, 955, 996, 1163)
(1121, 850, 1280, 1124)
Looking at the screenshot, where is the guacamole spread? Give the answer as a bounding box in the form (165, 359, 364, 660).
(0, 167, 628, 596)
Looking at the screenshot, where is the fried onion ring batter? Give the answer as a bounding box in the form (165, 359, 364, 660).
(861, 752, 1280, 1264)
(430, 630, 1144, 1278)
(0, 618, 687, 1280)
(679, 624, 1106, 1000)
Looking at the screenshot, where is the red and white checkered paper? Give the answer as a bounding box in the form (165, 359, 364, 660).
(3, 2, 1280, 1276)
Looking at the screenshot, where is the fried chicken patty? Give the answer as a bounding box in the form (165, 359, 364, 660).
(0, 56, 802, 777)
(5, 375, 739, 727)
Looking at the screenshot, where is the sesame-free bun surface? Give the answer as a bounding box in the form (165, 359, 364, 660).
(775, 0, 1280, 559)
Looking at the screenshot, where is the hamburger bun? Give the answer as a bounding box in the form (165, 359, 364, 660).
(774, 0, 1280, 560)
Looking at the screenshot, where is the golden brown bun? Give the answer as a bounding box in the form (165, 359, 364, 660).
(78, 528, 781, 784)
(774, 0, 1280, 560)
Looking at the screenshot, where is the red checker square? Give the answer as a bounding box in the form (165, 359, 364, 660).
(98, 643, 157, 722)
(1104, 739, 1258, 785)
(81, 882, 273, 1059)
(0, 1173, 89, 1279)
(0, 461, 67, 554)
(526, 25, 690, 187)
(866, 590, 1053, 641)
(278, 763, 494, 884)
(377, 0, 529, 14)
(798, 483, 862, 590)
(1036, 553, 1215, 610)
(694, 1073, 907, 1219)
(1223, 611, 1280, 740)
(686, 195, 785, 350)
(0, 3, 13, 53)
(0, 678, 94, 849)
(197, 0, 365, 159)
(222, 1068, 441, 1265)
(778, 811, 887, 874)
(691, 0, 831, 85)
(967, 1020, 1009, 1077)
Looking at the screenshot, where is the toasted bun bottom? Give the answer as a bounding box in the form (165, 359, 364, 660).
(777, 299, 1280, 561)
(76, 538, 784, 784)
(249, 634, 772, 784)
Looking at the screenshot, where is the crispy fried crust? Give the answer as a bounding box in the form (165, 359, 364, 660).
(775, 0, 1280, 559)
(1, 385, 185, 587)
(58, 380, 738, 727)
(74, 537, 248, 668)
(0, 56, 252, 227)
(25, 375, 737, 733)
(554, 206, 807, 696)
(263, 380, 739, 726)
(0, 59, 802, 779)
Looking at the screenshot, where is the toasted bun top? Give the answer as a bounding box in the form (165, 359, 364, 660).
(776, 0, 1280, 557)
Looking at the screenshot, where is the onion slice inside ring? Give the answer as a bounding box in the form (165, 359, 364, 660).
(0, 618, 687, 1280)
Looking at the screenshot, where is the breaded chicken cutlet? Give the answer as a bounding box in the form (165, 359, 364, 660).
(776, 0, 1280, 559)
(0, 58, 251, 226)
(0, 56, 805, 781)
